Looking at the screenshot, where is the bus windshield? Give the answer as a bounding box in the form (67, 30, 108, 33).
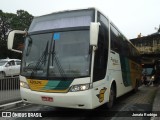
(21, 30, 91, 79)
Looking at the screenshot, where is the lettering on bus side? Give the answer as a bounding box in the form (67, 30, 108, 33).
(111, 57, 119, 66)
(96, 87, 107, 103)
(29, 80, 42, 85)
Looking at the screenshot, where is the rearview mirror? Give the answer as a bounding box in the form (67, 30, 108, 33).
(8, 30, 27, 53)
(90, 22, 100, 46)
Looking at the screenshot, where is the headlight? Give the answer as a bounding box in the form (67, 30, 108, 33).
(20, 81, 29, 89)
(151, 76, 155, 80)
(69, 83, 90, 92)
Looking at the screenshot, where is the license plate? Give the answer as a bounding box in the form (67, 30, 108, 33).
(41, 96, 53, 102)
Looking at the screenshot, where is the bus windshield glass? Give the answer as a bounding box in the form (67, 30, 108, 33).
(21, 30, 91, 79)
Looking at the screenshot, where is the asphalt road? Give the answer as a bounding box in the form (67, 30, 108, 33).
(0, 85, 158, 120)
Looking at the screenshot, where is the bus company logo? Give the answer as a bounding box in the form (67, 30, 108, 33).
(2, 112, 11, 117)
(96, 87, 107, 103)
(29, 80, 42, 85)
(1, 112, 42, 118)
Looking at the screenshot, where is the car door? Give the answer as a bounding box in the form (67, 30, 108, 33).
(5, 61, 13, 76)
(4, 61, 11, 76)
(10, 60, 16, 76)
(15, 60, 21, 75)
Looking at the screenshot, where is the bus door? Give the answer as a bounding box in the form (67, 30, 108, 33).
(91, 23, 108, 108)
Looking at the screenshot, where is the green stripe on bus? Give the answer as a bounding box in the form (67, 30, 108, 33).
(120, 56, 131, 86)
(43, 80, 73, 90)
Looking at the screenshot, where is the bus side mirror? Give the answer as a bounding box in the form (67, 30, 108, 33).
(90, 22, 100, 46)
(8, 30, 27, 53)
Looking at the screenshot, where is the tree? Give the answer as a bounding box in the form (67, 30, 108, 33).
(0, 10, 15, 58)
(0, 10, 14, 43)
(0, 10, 33, 59)
(11, 10, 33, 30)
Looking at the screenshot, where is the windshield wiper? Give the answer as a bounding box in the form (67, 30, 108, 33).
(25, 35, 33, 56)
(30, 41, 49, 77)
(52, 51, 68, 80)
(50, 39, 68, 80)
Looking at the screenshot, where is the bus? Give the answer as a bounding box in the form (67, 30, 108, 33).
(7, 8, 142, 109)
(142, 60, 160, 85)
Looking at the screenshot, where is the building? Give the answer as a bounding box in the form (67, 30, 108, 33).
(130, 28, 160, 65)
(131, 28, 160, 84)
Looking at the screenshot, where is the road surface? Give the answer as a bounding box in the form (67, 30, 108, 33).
(0, 85, 158, 120)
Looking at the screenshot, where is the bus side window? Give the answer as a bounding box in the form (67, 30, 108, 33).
(110, 25, 121, 53)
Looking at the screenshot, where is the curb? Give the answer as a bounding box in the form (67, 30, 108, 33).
(0, 100, 23, 111)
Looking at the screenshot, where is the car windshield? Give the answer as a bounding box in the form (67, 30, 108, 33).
(142, 68, 154, 75)
(0, 61, 7, 66)
(21, 29, 91, 79)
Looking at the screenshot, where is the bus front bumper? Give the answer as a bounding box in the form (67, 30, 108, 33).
(20, 87, 93, 109)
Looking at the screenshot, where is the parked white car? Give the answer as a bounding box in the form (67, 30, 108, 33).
(0, 59, 21, 78)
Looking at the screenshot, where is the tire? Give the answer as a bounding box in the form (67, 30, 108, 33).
(106, 85, 116, 109)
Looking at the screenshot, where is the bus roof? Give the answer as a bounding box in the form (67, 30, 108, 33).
(34, 7, 96, 18)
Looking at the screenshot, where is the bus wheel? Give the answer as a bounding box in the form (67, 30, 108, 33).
(106, 85, 116, 109)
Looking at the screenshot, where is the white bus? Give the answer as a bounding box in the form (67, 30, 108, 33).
(8, 8, 142, 109)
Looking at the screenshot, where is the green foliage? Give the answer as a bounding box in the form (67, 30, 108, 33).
(0, 10, 33, 59)
(11, 10, 33, 30)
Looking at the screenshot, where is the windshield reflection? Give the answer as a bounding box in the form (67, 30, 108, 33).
(21, 30, 91, 79)
(22, 33, 51, 77)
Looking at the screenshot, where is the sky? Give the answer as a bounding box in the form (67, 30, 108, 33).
(0, 0, 160, 39)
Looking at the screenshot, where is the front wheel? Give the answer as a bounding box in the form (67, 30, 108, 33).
(106, 85, 116, 109)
